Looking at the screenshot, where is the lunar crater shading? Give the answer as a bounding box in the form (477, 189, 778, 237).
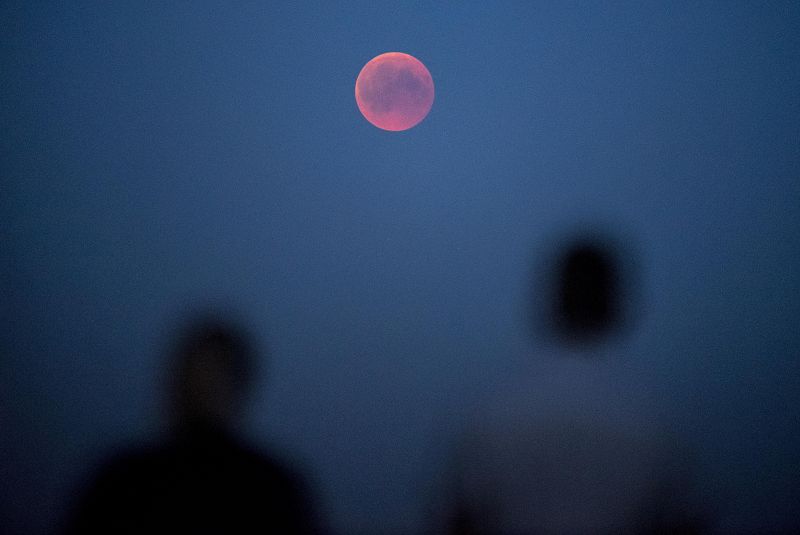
(355, 52, 434, 131)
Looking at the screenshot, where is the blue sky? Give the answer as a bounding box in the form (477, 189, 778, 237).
(3, 2, 799, 532)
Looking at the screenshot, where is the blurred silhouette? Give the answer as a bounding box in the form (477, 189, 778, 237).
(529, 229, 639, 348)
(66, 313, 319, 534)
(551, 239, 623, 342)
(439, 230, 704, 534)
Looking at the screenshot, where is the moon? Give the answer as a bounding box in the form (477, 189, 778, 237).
(355, 52, 434, 132)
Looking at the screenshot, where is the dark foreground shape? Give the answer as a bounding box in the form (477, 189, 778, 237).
(69, 424, 315, 534)
(67, 313, 318, 534)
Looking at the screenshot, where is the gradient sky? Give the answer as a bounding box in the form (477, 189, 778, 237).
(3, 2, 800, 533)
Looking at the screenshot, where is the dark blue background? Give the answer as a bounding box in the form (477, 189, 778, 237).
(3, 2, 799, 533)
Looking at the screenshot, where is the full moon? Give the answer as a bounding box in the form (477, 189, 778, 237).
(355, 52, 434, 132)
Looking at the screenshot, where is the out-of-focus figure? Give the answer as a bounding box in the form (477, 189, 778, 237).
(67, 314, 319, 534)
(441, 232, 703, 534)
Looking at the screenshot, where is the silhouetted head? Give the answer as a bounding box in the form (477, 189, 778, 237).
(166, 314, 258, 431)
(534, 231, 636, 346)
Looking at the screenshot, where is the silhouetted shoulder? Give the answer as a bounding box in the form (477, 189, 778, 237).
(66, 445, 160, 533)
(68, 432, 317, 534)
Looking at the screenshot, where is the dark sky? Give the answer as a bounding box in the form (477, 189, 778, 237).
(3, 2, 799, 533)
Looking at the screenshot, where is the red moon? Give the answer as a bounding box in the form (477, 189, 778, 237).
(355, 52, 434, 131)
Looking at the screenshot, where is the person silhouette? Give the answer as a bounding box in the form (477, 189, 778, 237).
(67, 314, 319, 534)
(440, 231, 703, 534)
